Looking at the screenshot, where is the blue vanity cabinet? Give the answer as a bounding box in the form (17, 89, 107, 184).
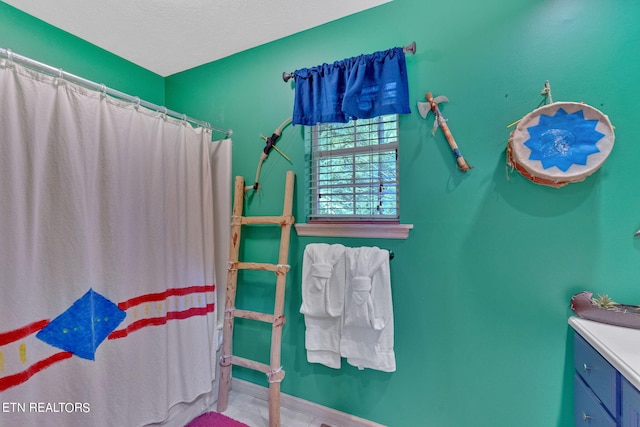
(573, 333, 619, 426)
(570, 317, 640, 427)
(622, 377, 640, 426)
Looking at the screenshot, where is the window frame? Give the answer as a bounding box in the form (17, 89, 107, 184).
(295, 114, 412, 239)
(307, 114, 400, 222)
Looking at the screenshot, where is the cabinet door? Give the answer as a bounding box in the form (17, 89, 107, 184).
(622, 377, 640, 426)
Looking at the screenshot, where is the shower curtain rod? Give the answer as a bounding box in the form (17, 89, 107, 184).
(0, 47, 232, 137)
(281, 41, 416, 82)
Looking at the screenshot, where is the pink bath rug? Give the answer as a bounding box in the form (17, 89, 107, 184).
(184, 411, 250, 427)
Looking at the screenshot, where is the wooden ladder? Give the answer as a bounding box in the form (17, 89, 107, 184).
(217, 171, 295, 427)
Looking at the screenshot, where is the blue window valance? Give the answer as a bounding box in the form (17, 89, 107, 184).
(292, 47, 411, 126)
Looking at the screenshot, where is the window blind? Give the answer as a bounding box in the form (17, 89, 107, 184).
(305, 114, 399, 221)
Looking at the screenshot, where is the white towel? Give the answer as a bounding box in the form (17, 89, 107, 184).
(340, 246, 396, 372)
(300, 243, 346, 369)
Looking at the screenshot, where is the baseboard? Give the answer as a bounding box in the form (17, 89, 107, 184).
(231, 378, 387, 427)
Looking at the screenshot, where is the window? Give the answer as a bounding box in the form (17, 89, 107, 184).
(305, 114, 399, 222)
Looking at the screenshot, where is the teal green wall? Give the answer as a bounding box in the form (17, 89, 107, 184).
(0, 2, 164, 105)
(4, 0, 640, 425)
(166, 0, 640, 426)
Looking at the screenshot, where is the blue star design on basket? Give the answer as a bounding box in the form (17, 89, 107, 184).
(524, 108, 605, 172)
(36, 289, 126, 360)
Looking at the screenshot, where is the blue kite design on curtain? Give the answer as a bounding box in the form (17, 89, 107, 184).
(36, 289, 126, 361)
(524, 108, 605, 172)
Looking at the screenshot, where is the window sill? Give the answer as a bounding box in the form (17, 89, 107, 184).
(294, 223, 413, 239)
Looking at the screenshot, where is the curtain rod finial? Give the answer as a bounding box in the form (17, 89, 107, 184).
(282, 72, 293, 82)
(403, 42, 416, 55)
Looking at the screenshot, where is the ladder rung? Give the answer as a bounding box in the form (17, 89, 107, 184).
(231, 355, 271, 374)
(240, 215, 293, 225)
(237, 262, 290, 273)
(234, 309, 274, 323)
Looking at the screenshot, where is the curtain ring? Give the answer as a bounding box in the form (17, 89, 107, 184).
(161, 106, 168, 120)
(99, 84, 107, 99)
(55, 68, 64, 86)
(6, 49, 14, 68)
(133, 96, 141, 110)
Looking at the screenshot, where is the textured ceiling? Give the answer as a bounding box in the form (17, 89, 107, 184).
(4, 0, 392, 77)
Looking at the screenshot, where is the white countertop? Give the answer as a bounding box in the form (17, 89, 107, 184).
(569, 316, 640, 390)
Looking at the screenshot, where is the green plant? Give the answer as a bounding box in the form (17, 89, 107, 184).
(591, 294, 618, 310)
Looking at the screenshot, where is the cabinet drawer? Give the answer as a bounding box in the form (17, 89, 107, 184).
(575, 373, 617, 427)
(622, 377, 640, 426)
(574, 333, 618, 415)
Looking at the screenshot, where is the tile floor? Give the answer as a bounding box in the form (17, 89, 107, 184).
(218, 389, 330, 427)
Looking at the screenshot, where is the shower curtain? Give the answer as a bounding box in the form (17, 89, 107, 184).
(0, 58, 231, 427)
